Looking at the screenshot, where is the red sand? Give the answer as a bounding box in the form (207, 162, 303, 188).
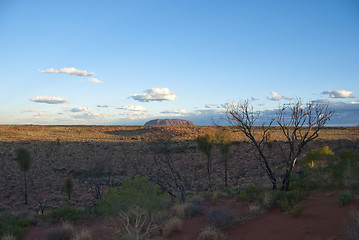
(25, 191, 359, 240)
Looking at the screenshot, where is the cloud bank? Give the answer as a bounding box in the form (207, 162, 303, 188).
(29, 96, 70, 104)
(70, 107, 91, 112)
(38, 67, 94, 76)
(120, 105, 147, 111)
(161, 109, 188, 115)
(322, 90, 355, 98)
(130, 88, 177, 102)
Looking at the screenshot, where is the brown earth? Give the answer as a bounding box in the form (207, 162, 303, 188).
(0, 125, 358, 239)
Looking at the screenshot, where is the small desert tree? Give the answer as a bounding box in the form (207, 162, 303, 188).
(225, 100, 333, 191)
(15, 148, 32, 205)
(196, 134, 215, 191)
(64, 178, 74, 201)
(149, 134, 187, 202)
(215, 127, 232, 187)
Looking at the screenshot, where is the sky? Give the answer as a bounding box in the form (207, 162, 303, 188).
(0, 0, 358, 126)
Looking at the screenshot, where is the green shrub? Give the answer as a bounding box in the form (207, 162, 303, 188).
(0, 213, 31, 239)
(278, 190, 306, 212)
(236, 184, 263, 202)
(96, 175, 171, 217)
(287, 204, 306, 217)
(330, 150, 359, 189)
(288, 173, 311, 191)
(338, 191, 354, 206)
(46, 206, 82, 222)
(222, 187, 232, 197)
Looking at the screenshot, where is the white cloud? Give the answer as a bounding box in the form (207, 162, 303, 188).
(322, 90, 355, 98)
(70, 107, 91, 112)
(29, 96, 70, 104)
(88, 77, 103, 83)
(120, 105, 147, 111)
(267, 92, 282, 101)
(38, 67, 94, 76)
(130, 88, 177, 102)
(267, 92, 293, 101)
(161, 109, 188, 115)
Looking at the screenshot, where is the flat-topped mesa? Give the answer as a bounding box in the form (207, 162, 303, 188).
(144, 119, 195, 126)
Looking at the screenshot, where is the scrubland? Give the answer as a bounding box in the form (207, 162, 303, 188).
(0, 125, 358, 240)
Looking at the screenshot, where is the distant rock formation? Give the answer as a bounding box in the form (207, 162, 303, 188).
(144, 119, 195, 126)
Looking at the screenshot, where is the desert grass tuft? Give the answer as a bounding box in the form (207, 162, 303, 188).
(73, 229, 92, 240)
(162, 217, 183, 237)
(197, 226, 226, 240)
(172, 203, 190, 218)
(249, 204, 265, 216)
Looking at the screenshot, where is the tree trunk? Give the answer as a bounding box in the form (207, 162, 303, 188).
(24, 172, 28, 205)
(224, 160, 228, 187)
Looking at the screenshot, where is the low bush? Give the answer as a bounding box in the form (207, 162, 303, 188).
(236, 184, 263, 203)
(46, 206, 82, 222)
(188, 200, 203, 216)
(0, 213, 31, 239)
(44, 222, 75, 240)
(287, 204, 306, 217)
(96, 175, 171, 217)
(338, 191, 354, 206)
(197, 226, 226, 240)
(206, 209, 235, 228)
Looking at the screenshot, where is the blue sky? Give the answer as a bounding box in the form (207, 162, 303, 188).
(1, 0, 358, 125)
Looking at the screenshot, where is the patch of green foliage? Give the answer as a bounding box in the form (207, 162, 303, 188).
(236, 184, 263, 202)
(338, 191, 354, 206)
(0, 213, 31, 239)
(96, 175, 171, 217)
(277, 190, 307, 214)
(287, 204, 306, 217)
(46, 206, 82, 222)
(303, 147, 359, 190)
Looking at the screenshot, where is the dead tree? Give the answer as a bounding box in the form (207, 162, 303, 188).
(226, 100, 333, 191)
(277, 101, 334, 191)
(226, 101, 277, 189)
(148, 133, 187, 202)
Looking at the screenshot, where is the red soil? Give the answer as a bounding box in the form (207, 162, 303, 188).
(25, 191, 359, 240)
(168, 191, 359, 240)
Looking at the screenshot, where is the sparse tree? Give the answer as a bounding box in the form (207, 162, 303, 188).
(277, 100, 334, 191)
(225, 100, 333, 191)
(215, 127, 232, 187)
(15, 147, 32, 205)
(149, 134, 187, 202)
(196, 134, 215, 191)
(64, 178, 74, 201)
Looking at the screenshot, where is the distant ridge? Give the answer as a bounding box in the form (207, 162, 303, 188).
(144, 119, 195, 126)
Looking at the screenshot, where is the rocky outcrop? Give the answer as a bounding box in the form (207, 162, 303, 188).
(144, 119, 195, 126)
